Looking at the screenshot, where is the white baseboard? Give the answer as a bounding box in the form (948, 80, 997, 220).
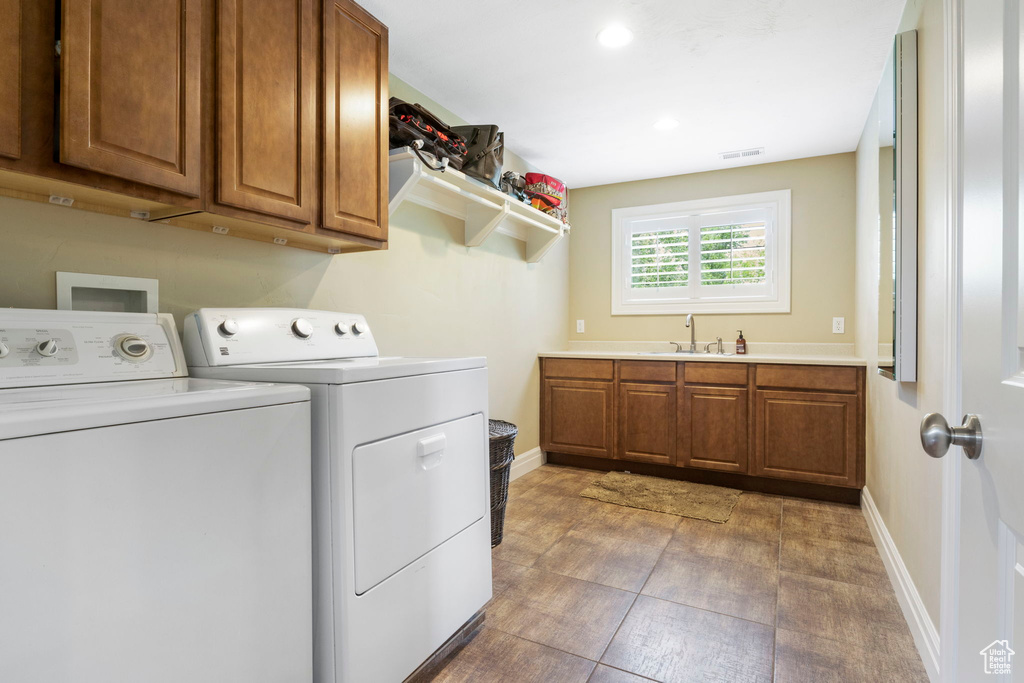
(509, 447, 545, 481)
(861, 487, 941, 681)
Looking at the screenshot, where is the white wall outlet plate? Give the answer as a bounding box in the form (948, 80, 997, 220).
(576, 319, 585, 333)
(832, 317, 845, 334)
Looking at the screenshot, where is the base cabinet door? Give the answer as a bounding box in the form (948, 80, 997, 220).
(679, 386, 748, 473)
(322, 0, 388, 241)
(216, 0, 316, 223)
(541, 380, 614, 458)
(59, 0, 202, 196)
(617, 382, 676, 466)
(754, 390, 860, 487)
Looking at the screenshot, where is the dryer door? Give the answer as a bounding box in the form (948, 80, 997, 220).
(351, 413, 487, 594)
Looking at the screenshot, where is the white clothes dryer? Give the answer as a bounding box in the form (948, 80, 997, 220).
(184, 307, 492, 683)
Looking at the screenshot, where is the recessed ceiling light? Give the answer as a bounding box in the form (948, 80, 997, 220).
(597, 24, 633, 49)
(653, 118, 679, 131)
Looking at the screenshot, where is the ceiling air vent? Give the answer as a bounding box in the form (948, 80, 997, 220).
(719, 147, 765, 161)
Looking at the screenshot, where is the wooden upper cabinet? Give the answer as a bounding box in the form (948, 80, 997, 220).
(617, 382, 676, 466)
(322, 0, 388, 241)
(679, 386, 748, 473)
(754, 390, 860, 487)
(0, 0, 21, 160)
(542, 379, 615, 459)
(216, 0, 315, 223)
(59, 0, 201, 196)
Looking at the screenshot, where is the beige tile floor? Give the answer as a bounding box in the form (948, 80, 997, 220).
(425, 465, 929, 683)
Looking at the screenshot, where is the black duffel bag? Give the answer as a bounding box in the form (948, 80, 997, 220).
(453, 125, 504, 189)
(389, 97, 467, 171)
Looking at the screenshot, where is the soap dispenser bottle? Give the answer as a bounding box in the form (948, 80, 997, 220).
(736, 330, 747, 355)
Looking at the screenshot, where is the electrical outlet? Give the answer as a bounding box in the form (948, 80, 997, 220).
(832, 317, 845, 334)
(576, 319, 585, 333)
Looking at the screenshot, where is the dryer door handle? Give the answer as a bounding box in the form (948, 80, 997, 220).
(417, 433, 446, 470)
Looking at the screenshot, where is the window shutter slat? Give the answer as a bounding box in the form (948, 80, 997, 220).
(629, 228, 688, 289)
(699, 221, 767, 286)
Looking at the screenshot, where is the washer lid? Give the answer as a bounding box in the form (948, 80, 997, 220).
(0, 378, 309, 440)
(190, 356, 486, 384)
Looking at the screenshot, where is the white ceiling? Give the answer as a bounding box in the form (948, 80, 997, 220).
(362, 0, 906, 188)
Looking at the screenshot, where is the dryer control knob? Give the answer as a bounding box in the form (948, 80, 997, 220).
(335, 322, 350, 336)
(218, 319, 240, 336)
(292, 318, 314, 339)
(0, 342, 8, 358)
(352, 321, 368, 336)
(36, 339, 58, 357)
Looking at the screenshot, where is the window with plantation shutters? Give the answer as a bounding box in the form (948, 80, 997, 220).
(611, 190, 791, 314)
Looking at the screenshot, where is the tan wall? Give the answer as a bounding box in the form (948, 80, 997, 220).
(567, 154, 857, 344)
(0, 76, 568, 455)
(854, 0, 944, 629)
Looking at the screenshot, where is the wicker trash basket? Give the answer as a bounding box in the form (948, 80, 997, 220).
(488, 419, 517, 547)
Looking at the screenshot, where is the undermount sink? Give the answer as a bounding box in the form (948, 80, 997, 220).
(641, 351, 699, 356)
(639, 351, 734, 357)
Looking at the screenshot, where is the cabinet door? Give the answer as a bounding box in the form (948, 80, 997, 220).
(59, 0, 201, 196)
(216, 0, 315, 223)
(679, 386, 748, 473)
(754, 390, 859, 487)
(0, 0, 20, 160)
(617, 382, 676, 466)
(541, 379, 614, 458)
(322, 0, 387, 241)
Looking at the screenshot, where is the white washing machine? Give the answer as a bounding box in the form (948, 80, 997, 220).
(0, 309, 313, 683)
(183, 308, 492, 683)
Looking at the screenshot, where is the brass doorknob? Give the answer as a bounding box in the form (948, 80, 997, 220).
(920, 413, 983, 460)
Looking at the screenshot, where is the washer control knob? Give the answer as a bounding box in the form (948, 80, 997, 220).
(291, 318, 314, 339)
(352, 321, 367, 336)
(218, 319, 240, 336)
(335, 322, 350, 336)
(36, 339, 59, 357)
(116, 335, 151, 360)
(0, 342, 8, 358)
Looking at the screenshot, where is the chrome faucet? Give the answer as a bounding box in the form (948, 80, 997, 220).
(704, 337, 724, 354)
(685, 314, 697, 353)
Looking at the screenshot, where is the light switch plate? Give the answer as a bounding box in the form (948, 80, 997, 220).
(576, 319, 585, 333)
(832, 317, 845, 334)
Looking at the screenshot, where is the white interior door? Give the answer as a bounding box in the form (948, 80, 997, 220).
(944, 0, 1024, 679)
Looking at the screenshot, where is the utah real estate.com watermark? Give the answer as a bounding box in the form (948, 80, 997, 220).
(981, 640, 1015, 675)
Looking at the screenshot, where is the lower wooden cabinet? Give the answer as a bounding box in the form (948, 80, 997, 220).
(679, 385, 748, 473)
(617, 382, 676, 465)
(541, 379, 614, 458)
(540, 357, 866, 490)
(753, 390, 860, 487)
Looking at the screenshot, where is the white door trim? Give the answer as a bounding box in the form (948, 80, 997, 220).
(939, 0, 965, 679)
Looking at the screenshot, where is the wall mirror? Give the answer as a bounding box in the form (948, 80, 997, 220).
(877, 30, 918, 381)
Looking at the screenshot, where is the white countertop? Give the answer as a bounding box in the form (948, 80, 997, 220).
(539, 350, 866, 367)
(539, 341, 866, 367)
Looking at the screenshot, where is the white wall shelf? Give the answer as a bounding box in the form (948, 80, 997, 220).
(388, 148, 566, 263)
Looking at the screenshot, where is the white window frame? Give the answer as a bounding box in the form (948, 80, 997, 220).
(611, 189, 791, 315)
